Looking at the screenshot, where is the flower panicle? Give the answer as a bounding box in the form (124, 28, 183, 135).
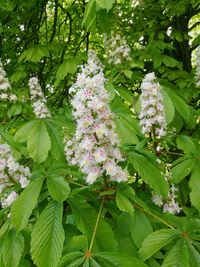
(64, 50, 128, 184)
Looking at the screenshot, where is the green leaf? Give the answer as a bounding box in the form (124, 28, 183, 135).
(82, 0, 96, 32)
(131, 210, 153, 248)
(176, 135, 197, 155)
(11, 178, 44, 231)
(153, 55, 162, 69)
(128, 152, 169, 197)
(188, 243, 200, 267)
(164, 87, 195, 129)
(94, 251, 147, 267)
(96, 0, 115, 12)
(56, 59, 78, 81)
(171, 157, 196, 183)
(31, 200, 64, 267)
(47, 175, 70, 203)
(139, 229, 180, 261)
(27, 120, 51, 163)
(70, 200, 117, 251)
(161, 239, 189, 267)
(115, 87, 133, 104)
(2, 229, 24, 267)
(45, 119, 65, 161)
(115, 118, 139, 145)
(163, 55, 179, 68)
(161, 88, 175, 125)
(19, 45, 49, 63)
(190, 165, 200, 210)
(58, 252, 84, 267)
(116, 192, 134, 214)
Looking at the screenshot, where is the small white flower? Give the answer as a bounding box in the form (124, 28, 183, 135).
(1, 191, 18, 208)
(139, 72, 166, 138)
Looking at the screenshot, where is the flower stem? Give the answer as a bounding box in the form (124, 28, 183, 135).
(88, 195, 105, 252)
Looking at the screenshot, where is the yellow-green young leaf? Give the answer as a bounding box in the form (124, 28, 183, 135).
(19, 45, 49, 63)
(116, 192, 134, 214)
(139, 229, 180, 261)
(47, 176, 70, 203)
(115, 118, 139, 145)
(93, 251, 147, 267)
(82, 0, 96, 32)
(27, 120, 51, 163)
(189, 165, 200, 210)
(11, 178, 44, 231)
(14, 120, 37, 143)
(31, 200, 64, 267)
(123, 69, 132, 79)
(2, 229, 24, 267)
(96, 0, 115, 12)
(161, 88, 175, 125)
(128, 152, 169, 197)
(58, 252, 84, 267)
(171, 157, 196, 183)
(161, 239, 189, 267)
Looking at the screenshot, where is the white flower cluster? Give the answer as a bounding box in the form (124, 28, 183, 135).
(152, 163, 181, 214)
(196, 45, 200, 87)
(139, 73, 166, 138)
(104, 31, 131, 64)
(64, 50, 127, 184)
(0, 142, 30, 208)
(29, 77, 51, 119)
(0, 61, 17, 102)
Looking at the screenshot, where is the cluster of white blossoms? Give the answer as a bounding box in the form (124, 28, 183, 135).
(0, 61, 17, 102)
(152, 163, 181, 214)
(29, 77, 51, 119)
(64, 50, 128, 184)
(139, 72, 166, 138)
(196, 45, 200, 87)
(104, 31, 131, 64)
(0, 142, 30, 208)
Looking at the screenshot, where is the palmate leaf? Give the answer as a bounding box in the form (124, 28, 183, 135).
(11, 177, 44, 231)
(58, 252, 84, 267)
(31, 200, 64, 267)
(188, 243, 200, 267)
(2, 229, 24, 267)
(128, 152, 169, 197)
(94, 251, 147, 267)
(27, 120, 51, 163)
(161, 239, 189, 267)
(139, 229, 180, 261)
(19, 44, 49, 63)
(70, 200, 117, 252)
